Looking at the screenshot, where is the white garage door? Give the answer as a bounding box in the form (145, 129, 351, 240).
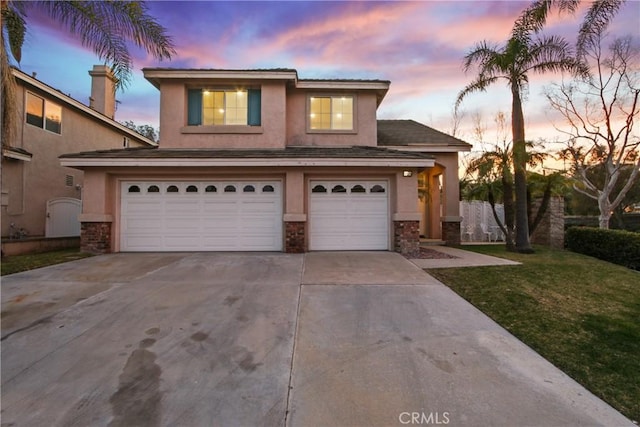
(120, 181, 282, 251)
(309, 180, 389, 250)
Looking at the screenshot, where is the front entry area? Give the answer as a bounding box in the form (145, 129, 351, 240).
(120, 181, 283, 251)
(308, 180, 389, 250)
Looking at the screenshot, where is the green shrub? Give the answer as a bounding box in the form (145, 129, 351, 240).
(566, 227, 640, 271)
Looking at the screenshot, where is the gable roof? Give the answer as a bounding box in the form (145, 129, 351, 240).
(142, 68, 390, 105)
(12, 68, 157, 147)
(377, 120, 471, 152)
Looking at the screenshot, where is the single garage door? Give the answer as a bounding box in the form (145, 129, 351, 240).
(120, 181, 282, 251)
(309, 180, 389, 250)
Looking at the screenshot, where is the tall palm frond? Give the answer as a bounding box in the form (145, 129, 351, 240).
(525, 35, 590, 77)
(27, 1, 175, 89)
(576, 0, 626, 58)
(513, 0, 580, 39)
(2, 2, 26, 63)
(512, 0, 625, 58)
(455, 75, 500, 110)
(1, 0, 175, 146)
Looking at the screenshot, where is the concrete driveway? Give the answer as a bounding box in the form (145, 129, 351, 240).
(1, 252, 632, 427)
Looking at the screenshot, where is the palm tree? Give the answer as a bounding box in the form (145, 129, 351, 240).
(466, 139, 549, 251)
(1, 0, 176, 145)
(456, 34, 586, 253)
(466, 143, 516, 250)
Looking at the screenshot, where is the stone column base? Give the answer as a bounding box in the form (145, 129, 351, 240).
(285, 222, 305, 253)
(81, 222, 112, 254)
(442, 221, 461, 246)
(393, 220, 420, 257)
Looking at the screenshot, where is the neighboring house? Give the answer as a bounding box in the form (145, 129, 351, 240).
(60, 68, 471, 255)
(1, 66, 157, 240)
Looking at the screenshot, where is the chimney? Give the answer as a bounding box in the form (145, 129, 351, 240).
(89, 65, 117, 119)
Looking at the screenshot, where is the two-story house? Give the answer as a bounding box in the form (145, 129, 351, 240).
(60, 68, 470, 255)
(1, 66, 156, 244)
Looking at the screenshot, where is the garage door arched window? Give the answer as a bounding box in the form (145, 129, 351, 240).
(243, 185, 256, 193)
(370, 185, 386, 193)
(262, 185, 275, 193)
(147, 185, 160, 193)
(167, 185, 179, 193)
(205, 185, 217, 193)
(351, 184, 366, 193)
(186, 185, 198, 193)
(312, 185, 327, 193)
(331, 185, 347, 193)
(224, 185, 236, 193)
(128, 185, 141, 193)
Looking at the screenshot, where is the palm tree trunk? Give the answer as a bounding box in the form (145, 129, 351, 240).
(502, 171, 516, 251)
(511, 88, 534, 253)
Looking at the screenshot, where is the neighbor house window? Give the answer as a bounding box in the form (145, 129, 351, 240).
(187, 88, 261, 126)
(26, 92, 62, 134)
(309, 95, 353, 130)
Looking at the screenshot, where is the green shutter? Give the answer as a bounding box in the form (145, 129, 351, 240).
(248, 89, 261, 126)
(187, 89, 202, 125)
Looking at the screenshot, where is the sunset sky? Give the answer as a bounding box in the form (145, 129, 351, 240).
(12, 0, 640, 158)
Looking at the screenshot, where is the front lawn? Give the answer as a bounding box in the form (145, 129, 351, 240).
(428, 245, 639, 423)
(1, 249, 93, 276)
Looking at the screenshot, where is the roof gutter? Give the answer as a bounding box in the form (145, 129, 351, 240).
(60, 157, 435, 169)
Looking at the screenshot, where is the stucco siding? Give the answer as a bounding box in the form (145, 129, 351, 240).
(285, 90, 378, 147)
(433, 152, 461, 219)
(159, 81, 287, 149)
(1, 81, 152, 237)
(74, 166, 421, 252)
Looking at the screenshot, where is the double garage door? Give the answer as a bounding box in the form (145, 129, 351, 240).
(120, 181, 283, 251)
(120, 180, 389, 252)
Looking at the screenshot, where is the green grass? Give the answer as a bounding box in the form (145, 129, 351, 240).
(428, 245, 640, 423)
(1, 249, 93, 276)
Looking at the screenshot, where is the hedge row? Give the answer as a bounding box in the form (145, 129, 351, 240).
(566, 227, 640, 271)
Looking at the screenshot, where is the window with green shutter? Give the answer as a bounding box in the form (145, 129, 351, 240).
(187, 88, 261, 126)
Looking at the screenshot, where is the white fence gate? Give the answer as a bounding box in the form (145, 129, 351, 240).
(46, 198, 81, 237)
(460, 201, 505, 242)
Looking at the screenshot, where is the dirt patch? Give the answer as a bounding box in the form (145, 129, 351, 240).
(410, 248, 459, 260)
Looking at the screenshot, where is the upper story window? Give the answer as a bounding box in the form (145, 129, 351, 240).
(309, 95, 353, 131)
(26, 92, 62, 134)
(187, 88, 261, 126)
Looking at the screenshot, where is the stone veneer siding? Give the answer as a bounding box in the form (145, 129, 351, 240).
(442, 221, 461, 246)
(531, 197, 565, 249)
(393, 220, 420, 257)
(285, 221, 306, 253)
(81, 222, 112, 254)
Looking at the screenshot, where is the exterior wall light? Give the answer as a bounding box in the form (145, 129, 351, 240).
(403, 170, 413, 177)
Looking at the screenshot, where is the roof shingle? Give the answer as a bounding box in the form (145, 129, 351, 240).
(377, 119, 471, 148)
(60, 145, 434, 160)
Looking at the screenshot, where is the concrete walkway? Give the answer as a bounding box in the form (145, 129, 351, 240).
(1, 252, 633, 427)
(410, 245, 521, 269)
